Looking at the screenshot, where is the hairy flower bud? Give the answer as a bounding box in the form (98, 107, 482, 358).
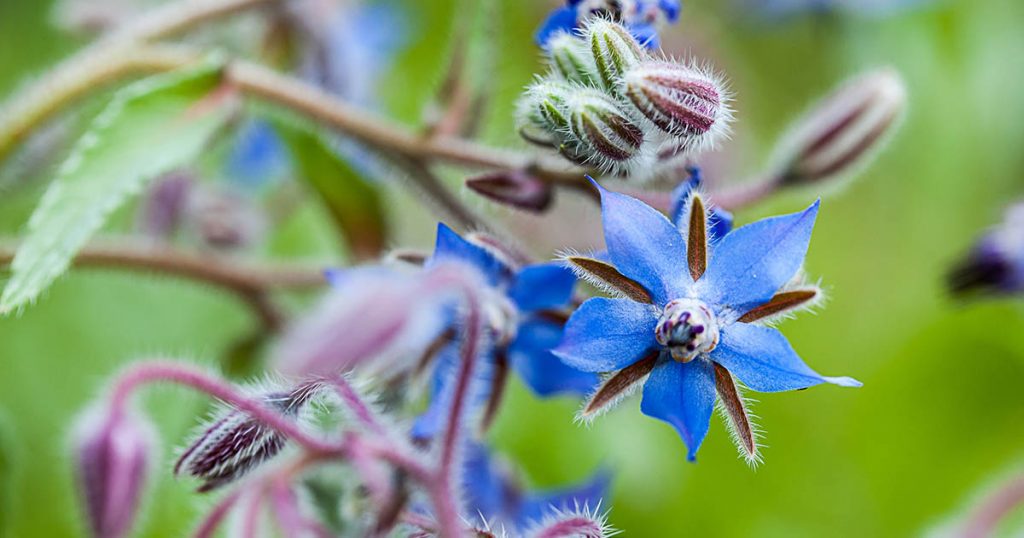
(174, 380, 323, 492)
(566, 90, 647, 172)
(623, 61, 730, 152)
(516, 80, 575, 148)
(772, 67, 907, 185)
(466, 170, 554, 212)
(546, 31, 599, 85)
(73, 404, 153, 538)
(585, 18, 646, 91)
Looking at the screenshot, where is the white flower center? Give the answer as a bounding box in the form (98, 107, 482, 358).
(655, 298, 720, 363)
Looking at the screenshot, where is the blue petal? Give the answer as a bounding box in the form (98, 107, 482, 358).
(554, 297, 659, 373)
(535, 6, 579, 47)
(592, 178, 688, 304)
(712, 322, 861, 392)
(227, 120, 288, 187)
(516, 469, 611, 526)
(660, 0, 683, 21)
(461, 443, 520, 522)
(709, 208, 734, 240)
(628, 22, 660, 49)
(640, 357, 717, 461)
(698, 200, 820, 313)
(429, 223, 512, 287)
(509, 317, 599, 396)
(509, 263, 576, 312)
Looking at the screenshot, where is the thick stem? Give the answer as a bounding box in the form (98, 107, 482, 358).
(193, 488, 244, 538)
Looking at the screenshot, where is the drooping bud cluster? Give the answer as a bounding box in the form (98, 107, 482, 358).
(517, 19, 731, 180)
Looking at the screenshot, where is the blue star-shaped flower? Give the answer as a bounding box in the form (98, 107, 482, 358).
(535, 0, 682, 49)
(555, 178, 860, 461)
(461, 442, 609, 530)
(412, 224, 599, 440)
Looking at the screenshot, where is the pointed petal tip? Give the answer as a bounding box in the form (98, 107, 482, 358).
(827, 376, 863, 388)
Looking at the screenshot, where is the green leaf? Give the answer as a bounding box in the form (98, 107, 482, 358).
(0, 58, 232, 313)
(270, 116, 388, 261)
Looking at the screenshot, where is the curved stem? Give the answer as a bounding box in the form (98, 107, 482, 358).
(0, 0, 279, 161)
(962, 474, 1024, 538)
(110, 361, 337, 453)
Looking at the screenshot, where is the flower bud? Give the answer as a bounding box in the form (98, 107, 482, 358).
(567, 90, 647, 172)
(516, 80, 575, 148)
(545, 32, 598, 85)
(174, 380, 323, 492)
(73, 404, 153, 538)
(623, 61, 730, 150)
(585, 18, 646, 91)
(466, 170, 554, 213)
(772, 67, 907, 185)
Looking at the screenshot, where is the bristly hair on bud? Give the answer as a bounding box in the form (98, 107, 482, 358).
(546, 31, 599, 86)
(622, 59, 733, 157)
(516, 79, 576, 148)
(174, 378, 324, 492)
(584, 17, 647, 93)
(73, 403, 154, 538)
(770, 67, 907, 187)
(565, 88, 651, 174)
(527, 502, 618, 538)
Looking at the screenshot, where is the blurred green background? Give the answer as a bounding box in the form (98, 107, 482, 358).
(2, 0, 1024, 536)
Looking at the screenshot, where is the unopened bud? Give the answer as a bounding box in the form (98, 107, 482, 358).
(773, 67, 907, 185)
(73, 404, 153, 538)
(516, 80, 575, 148)
(585, 18, 646, 92)
(567, 90, 647, 172)
(623, 61, 729, 150)
(174, 380, 322, 492)
(546, 32, 598, 85)
(466, 170, 554, 212)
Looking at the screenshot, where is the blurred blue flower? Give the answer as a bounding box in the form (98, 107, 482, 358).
(536, 0, 682, 49)
(461, 442, 609, 530)
(412, 224, 599, 440)
(555, 179, 860, 460)
(949, 202, 1024, 297)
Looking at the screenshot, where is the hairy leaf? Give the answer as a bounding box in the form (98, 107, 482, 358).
(0, 59, 231, 313)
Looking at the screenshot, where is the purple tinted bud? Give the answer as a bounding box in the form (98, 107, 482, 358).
(949, 203, 1024, 296)
(772, 67, 906, 185)
(174, 380, 323, 492)
(623, 61, 730, 150)
(466, 170, 554, 213)
(567, 89, 648, 172)
(73, 404, 153, 538)
(185, 185, 267, 251)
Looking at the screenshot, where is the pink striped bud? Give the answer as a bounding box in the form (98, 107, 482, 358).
(174, 380, 323, 492)
(73, 404, 154, 538)
(623, 61, 730, 151)
(772, 67, 907, 185)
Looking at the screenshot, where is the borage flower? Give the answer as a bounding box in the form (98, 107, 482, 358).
(555, 178, 860, 462)
(412, 224, 599, 440)
(461, 442, 609, 532)
(536, 0, 682, 49)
